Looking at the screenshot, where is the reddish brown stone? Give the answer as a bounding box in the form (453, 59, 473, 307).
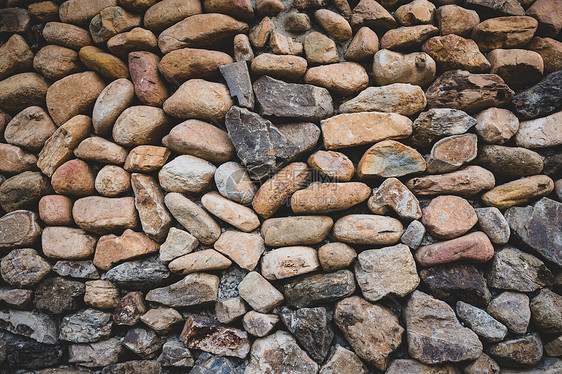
(93, 229, 159, 271)
(51, 159, 95, 196)
(415, 231, 494, 266)
(422, 195, 478, 239)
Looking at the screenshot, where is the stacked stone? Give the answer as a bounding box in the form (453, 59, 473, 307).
(0, 0, 561, 372)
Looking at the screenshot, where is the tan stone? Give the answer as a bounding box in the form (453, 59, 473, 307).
(113, 106, 170, 147)
(248, 16, 274, 48)
(0, 144, 36, 174)
(314, 9, 352, 41)
(42, 22, 93, 50)
(107, 27, 158, 57)
(426, 133, 478, 174)
(261, 246, 320, 280)
(158, 13, 248, 54)
(84, 280, 120, 309)
(140, 307, 183, 334)
(516, 110, 562, 148)
(158, 47, 233, 84)
(380, 25, 439, 50)
(527, 36, 562, 73)
(482, 175, 554, 209)
(526, 0, 562, 37)
(250, 53, 307, 81)
(4, 106, 56, 153)
(256, 0, 284, 16)
(95, 165, 131, 197)
(214, 231, 265, 271)
(269, 32, 303, 55)
(201, 191, 260, 232)
(261, 216, 333, 246)
(436, 4, 480, 37)
(162, 120, 234, 163)
(46, 71, 105, 126)
(158, 155, 216, 194)
(332, 214, 403, 245)
(163, 79, 233, 123)
(358, 140, 426, 178)
(168, 249, 232, 275)
(131, 173, 172, 242)
(0, 35, 33, 80)
(33, 45, 82, 81)
(243, 311, 278, 337)
(216, 297, 248, 324)
(28, 1, 59, 22)
(92, 78, 135, 136)
(59, 0, 117, 27)
(387, 359, 458, 374)
(252, 162, 309, 219)
(73, 196, 138, 234)
(42, 226, 97, 259)
(304, 62, 368, 96)
(204, 0, 253, 20)
(214, 161, 257, 204)
(89, 6, 142, 44)
(164, 192, 221, 245)
(318, 243, 356, 272)
(159, 227, 198, 263)
(475, 107, 519, 144)
(308, 151, 355, 181)
(291, 182, 371, 214)
(321, 112, 412, 150)
(284, 12, 311, 32)
(407, 166, 496, 197)
(93, 229, 159, 271)
(416, 231, 494, 267)
(39, 195, 73, 226)
(145, 272, 219, 307)
(423, 35, 491, 73)
(74, 137, 128, 165)
(488, 49, 544, 88)
(238, 271, 284, 313)
(339, 83, 426, 116)
(124, 146, 170, 172)
(368, 177, 422, 220)
(373, 49, 436, 87)
(344, 27, 379, 61)
(234, 34, 254, 62)
(0, 72, 50, 113)
(395, 0, 435, 26)
(51, 159, 95, 197)
(37, 115, 91, 177)
(350, 0, 397, 30)
(144, 0, 202, 33)
(0, 171, 50, 213)
(79, 46, 128, 80)
(471, 16, 538, 52)
(304, 31, 338, 65)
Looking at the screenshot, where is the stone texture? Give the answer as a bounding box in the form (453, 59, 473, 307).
(159, 47, 234, 84)
(42, 226, 97, 260)
(157, 339, 194, 367)
(426, 133, 478, 173)
(475, 207, 510, 244)
(368, 177, 422, 220)
(131, 173, 171, 242)
(129, 51, 168, 106)
(84, 280, 120, 310)
(59, 309, 113, 343)
(89, 6, 141, 44)
(73, 196, 138, 234)
(405, 291, 483, 364)
(95, 165, 131, 197)
(0, 310, 57, 344)
(291, 182, 370, 214)
(113, 105, 170, 147)
(515, 72, 561, 121)
(490, 333, 543, 366)
(122, 327, 162, 358)
(251, 53, 307, 81)
(488, 48, 544, 89)
(261, 246, 319, 280)
(464, 354, 500, 374)
(94, 229, 159, 271)
(5, 106, 56, 153)
(407, 166, 495, 196)
(146, 273, 219, 307)
(345, 26, 379, 61)
(526, 0, 562, 37)
(213, 231, 264, 271)
(238, 271, 284, 313)
(395, 0, 435, 25)
(335, 296, 403, 370)
(92, 78, 135, 136)
(531, 288, 562, 334)
(141, 307, 182, 334)
(527, 36, 562, 73)
(357, 140, 427, 178)
(158, 155, 216, 194)
(304, 62, 368, 96)
(283, 270, 356, 308)
(401, 220, 426, 249)
(79, 46, 128, 80)
(340, 83, 426, 116)
(68, 338, 122, 368)
(411, 108, 477, 148)
(144, 0, 202, 33)
(0, 73, 50, 113)
(42, 21, 93, 50)
(482, 175, 554, 209)
(436, 4, 480, 36)
(0, 171, 50, 212)
(168, 249, 231, 275)
(51, 159, 95, 197)
(333, 214, 403, 245)
(416, 231, 494, 266)
(320, 346, 368, 374)
(74, 137, 128, 165)
(477, 145, 543, 178)
(34, 277, 85, 314)
(261, 216, 332, 246)
(52, 260, 100, 280)
(488, 291, 531, 335)
(304, 31, 338, 65)
(386, 359, 458, 374)
(380, 25, 439, 50)
(471, 16, 538, 51)
(124, 145, 170, 173)
(216, 297, 247, 324)
(0, 210, 41, 249)
(421, 195, 477, 239)
(423, 34, 491, 73)
(0, 35, 33, 81)
(1, 248, 51, 288)
(516, 111, 562, 149)
(107, 27, 158, 57)
(474, 107, 519, 144)
(219, 61, 254, 109)
(372, 49, 436, 87)
(456, 301, 507, 342)
(308, 151, 355, 181)
(243, 312, 278, 338)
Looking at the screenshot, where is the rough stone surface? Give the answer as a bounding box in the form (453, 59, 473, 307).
(456, 301, 508, 342)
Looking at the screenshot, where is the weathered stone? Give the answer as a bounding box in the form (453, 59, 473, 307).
(73, 196, 138, 234)
(411, 108, 477, 148)
(350, 0, 397, 30)
(456, 301, 508, 342)
(0, 35, 33, 81)
(482, 175, 554, 209)
(158, 13, 248, 54)
(68, 338, 122, 368)
(5, 106, 56, 153)
(242, 311, 278, 337)
(89, 6, 141, 44)
(113, 106, 170, 147)
(465, 0, 524, 15)
(437, 5, 480, 37)
(335, 296, 403, 370)
(487, 246, 554, 292)
(141, 307, 183, 334)
(544, 336, 562, 357)
(164, 192, 221, 245)
(488, 49, 544, 89)
(304, 62, 368, 96)
(122, 327, 162, 359)
(407, 166, 495, 196)
(163, 79, 233, 123)
(406, 291, 483, 364)
(248, 16, 273, 48)
(158, 228, 197, 264)
(169, 249, 231, 274)
(471, 16, 538, 51)
(159, 47, 233, 84)
(181, 315, 249, 358)
(340, 83, 426, 116)
(46, 72, 105, 126)
(95, 165, 131, 197)
(516, 110, 562, 149)
(395, 0, 435, 25)
(144, 0, 202, 33)
(314, 9, 351, 41)
(251, 53, 307, 81)
(74, 137, 128, 165)
(527, 0, 562, 37)
(245, 331, 318, 374)
(303, 31, 338, 65)
(58, 0, 116, 26)
(53, 260, 100, 280)
(423, 34, 491, 73)
(216, 297, 248, 324)
(84, 280, 120, 310)
(527, 36, 562, 73)
(0, 310, 57, 344)
(386, 359, 458, 374)
(427, 133, 478, 173)
(238, 271, 284, 313)
(190, 354, 234, 373)
(372, 49, 436, 87)
(320, 346, 368, 374)
(420, 263, 492, 307)
(204, 0, 253, 20)
(358, 140, 427, 178)
(356, 244, 420, 301)
(381, 25, 439, 50)
(124, 146, 170, 173)
(157, 338, 194, 367)
(368, 177, 421, 220)
(283, 270, 356, 308)
(42, 226, 96, 260)
(321, 112, 412, 150)
(261, 216, 332, 247)
(474, 107, 519, 144)
(477, 145, 543, 179)
(421, 195, 477, 239)
(0, 72, 50, 113)
(107, 27, 158, 57)
(220, 61, 254, 109)
(291, 182, 370, 214)
(475, 207, 510, 244)
(42, 21, 93, 50)
(146, 272, 218, 307)
(307, 151, 355, 181)
(128, 51, 168, 106)
(490, 333, 543, 366)
(0, 210, 41, 249)
(333, 214, 403, 245)
(401, 220, 426, 249)
(269, 32, 303, 55)
(284, 12, 311, 32)
(59, 309, 113, 343)
(0, 171, 50, 212)
(531, 288, 562, 333)
(345, 26, 379, 61)
(158, 155, 216, 194)
(94, 230, 159, 271)
(34, 277, 85, 314)
(213, 231, 264, 271)
(102, 360, 162, 374)
(261, 246, 319, 280)
(426, 70, 514, 113)
(464, 354, 501, 374)
(1, 248, 51, 288)
(79, 46, 128, 80)
(131, 174, 171, 242)
(488, 291, 530, 335)
(0, 287, 33, 308)
(92, 78, 135, 136)
(51, 159, 95, 197)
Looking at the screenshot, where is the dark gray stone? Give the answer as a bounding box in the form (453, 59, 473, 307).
(190, 353, 235, 374)
(102, 257, 170, 290)
(122, 327, 163, 359)
(2, 332, 63, 369)
(0, 309, 58, 344)
(0, 286, 33, 308)
(283, 270, 356, 308)
(59, 309, 113, 343)
(456, 301, 507, 342)
(253, 75, 333, 121)
(512, 71, 562, 120)
(476, 145, 544, 179)
(219, 61, 254, 109)
(280, 306, 333, 363)
(0, 171, 50, 212)
(52, 260, 100, 279)
(411, 108, 477, 148)
(531, 288, 562, 334)
(157, 339, 194, 367)
(33, 277, 85, 315)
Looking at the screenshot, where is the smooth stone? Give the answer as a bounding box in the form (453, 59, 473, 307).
(357, 140, 427, 178)
(303, 31, 338, 65)
(314, 9, 352, 41)
(204, 0, 253, 20)
(489, 333, 543, 367)
(59, 309, 113, 343)
(474, 107, 519, 144)
(68, 338, 122, 368)
(291, 182, 371, 214)
(219, 61, 254, 109)
(74, 137, 128, 165)
(122, 326, 162, 359)
(73, 196, 138, 234)
(0, 210, 41, 249)
(34, 277, 85, 314)
(380, 25, 439, 50)
(335, 296, 403, 370)
(318, 243, 357, 272)
(51, 159, 95, 197)
(261, 216, 333, 246)
(261, 246, 320, 280)
(168, 249, 231, 275)
(0, 171, 50, 212)
(164, 192, 221, 245)
(131, 173, 172, 242)
(159, 47, 233, 84)
(411, 108, 477, 148)
(477, 145, 543, 178)
(333, 214, 403, 245)
(368, 177, 422, 220)
(340, 83, 426, 116)
(527, 36, 562, 73)
(58, 0, 117, 26)
(0, 73, 50, 113)
(307, 151, 355, 181)
(107, 27, 158, 57)
(426, 133, 478, 174)
(401, 220, 426, 249)
(213, 231, 265, 272)
(268, 32, 303, 55)
(350, 0, 396, 30)
(215, 297, 248, 324)
(372, 49, 436, 87)
(4, 106, 56, 153)
(251, 53, 307, 81)
(426, 70, 514, 113)
(144, 0, 202, 33)
(416, 231, 494, 266)
(158, 155, 215, 194)
(531, 288, 562, 334)
(214, 162, 256, 205)
(245, 331, 318, 374)
(320, 346, 368, 374)
(242, 311, 278, 338)
(284, 12, 312, 32)
(78, 46, 128, 80)
(407, 165, 495, 196)
(124, 145, 170, 173)
(488, 291, 531, 335)
(159, 228, 198, 264)
(420, 263, 492, 307)
(475, 207, 511, 244)
(405, 291, 483, 364)
(146, 273, 218, 307)
(1, 248, 51, 288)
(42, 21, 93, 50)
(487, 246, 554, 292)
(94, 165, 131, 197)
(471, 16, 538, 52)
(102, 257, 170, 290)
(488, 48, 544, 89)
(355, 244, 420, 302)
(321, 111, 412, 149)
(482, 175, 554, 209)
(0, 310, 57, 344)
(128, 51, 168, 106)
(238, 271, 284, 313)
(89, 6, 142, 44)
(157, 13, 248, 54)
(157, 339, 194, 367)
(253, 75, 333, 121)
(201, 191, 259, 232)
(141, 307, 183, 334)
(283, 270, 356, 308)
(92, 78, 135, 136)
(456, 301, 508, 342)
(113, 106, 170, 147)
(464, 0, 524, 15)
(304, 62, 368, 96)
(0, 286, 33, 308)
(38, 195, 73, 226)
(421, 195, 477, 239)
(516, 110, 562, 148)
(423, 34, 490, 73)
(42, 226, 97, 260)
(345, 26, 379, 61)
(527, 0, 562, 37)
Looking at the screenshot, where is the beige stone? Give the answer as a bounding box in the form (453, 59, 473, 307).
(42, 22, 93, 50)
(350, 0, 397, 30)
(380, 25, 439, 50)
(158, 155, 216, 194)
(214, 231, 265, 271)
(314, 9, 352, 41)
(113, 106, 170, 147)
(340, 83, 426, 116)
(527, 36, 562, 73)
(248, 17, 273, 48)
(474, 107, 519, 144)
(107, 27, 158, 57)
(516, 110, 562, 149)
(0, 34, 33, 81)
(426, 134, 478, 174)
(471, 16, 538, 51)
(332, 214, 403, 245)
(74, 137, 128, 165)
(216, 297, 248, 324)
(73, 196, 138, 234)
(51, 159, 95, 197)
(261, 216, 333, 246)
(318, 243, 357, 272)
(251, 53, 307, 81)
(59, 0, 117, 27)
(395, 0, 435, 26)
(38, 195, 73, 226)
(93, 229, 159, 271)
(0, 72, 50, 113)
(0, 144, 37, 174)
(131, 173, 172, 242)
(291, 182, 371, 214)
(422, 195, 477, 239)
(373, 49, 436, 87)
(261, 246, 319, 280)
(422, 34, 491, 73)
(308, 151, 355, 181)
(124, 146, 170, 172)
(42, 226, 97, 259)
(345, 27, 379, 61)
(144, 0, 202, 33)
(243, 311, 278, 337)
(269, 32, 303, 55)
(92, 78, 135, 136)
(238, 271, 284, 313)
(141, 307, 183, 334)
(488, 49, 544, 88)
(84, 280, 120, 309)
(4, 106, 56, 153)
(95, 165, 131, 197)
(214, 161, 257, 204)
(201, 191, 260, 232)
(436, 4, 480, 37)
(168, 249, 232, 275)
(159, 227, 198, 263)
(304, 62, 369, 96)
(89, 6, 142, 44)
(358, 140, 426, 178)
(407, 166, 495, 197)
(234, 33, 254, 62)
(304, 31, 338, 65)
(481, 175, 554, 209)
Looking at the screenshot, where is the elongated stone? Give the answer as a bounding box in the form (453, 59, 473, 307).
(238, 271, 284, 313)
(333, 214, 403, 245)
(131, 174, 171, 242)
(456, 301, 508, 342)
(411, 108, 477, 148)
(219, 61, 254, 109)
(482, 175, 554, 209)
(102, 257, 170, 290)
(516, 110, 562, 148)
(291, 182, 371, 214)
(407, 165, 495, 196)
(340, 83, 426, 116)
(72, 196, 139, 234)
(201, 191, 259, 232)
(476, 145, 544, 178)
(261, 216, 333, 246)
(93, 230, 159, 271)
(146, 273, 218, 307)
(283, 270, 356, 308)
(261, 246, 320, 280)
(511, 71, 562, 120)
(415, 232, 494, 266)
(357, 140, 426, 178)
(168, 249, 231, 274)
(0, 310, 58, 344)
